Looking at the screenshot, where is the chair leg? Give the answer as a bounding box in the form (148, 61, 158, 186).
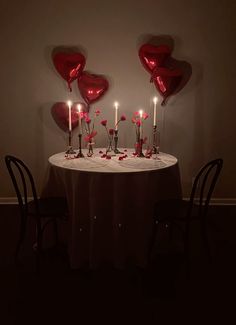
(35, 221, 43, 273)
(53, 219, 59, 247)
(14, 214, 27, 265)
(183, 225, 190, 278)
(201, 220, 212, 263)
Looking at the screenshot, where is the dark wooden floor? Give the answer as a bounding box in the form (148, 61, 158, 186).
(0, 204, 236, 324)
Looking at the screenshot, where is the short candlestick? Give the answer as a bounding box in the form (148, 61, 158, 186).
(76, 134, 84, 158)
(65, 130, 76, 154)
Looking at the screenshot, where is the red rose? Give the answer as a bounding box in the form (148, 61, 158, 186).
(120, 115, 126, 121)
(109, 128, 114, 135)
(101, 119, 107, 126)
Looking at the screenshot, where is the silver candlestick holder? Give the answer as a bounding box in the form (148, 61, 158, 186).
(152, 125, 159, 155)
(76, 133, 84, 158)
(65, 130, 76, 154)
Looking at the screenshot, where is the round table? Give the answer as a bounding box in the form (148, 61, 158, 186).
(45, 148, 182, 269)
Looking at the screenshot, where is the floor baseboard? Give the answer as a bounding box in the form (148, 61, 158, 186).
(1, 197, 236, 205)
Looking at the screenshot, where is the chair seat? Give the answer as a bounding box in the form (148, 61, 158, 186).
(28, 197, 68, 218)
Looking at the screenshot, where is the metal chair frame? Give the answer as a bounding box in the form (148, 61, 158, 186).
(5, 155, 67, 271)
(149, 158, 223, 271)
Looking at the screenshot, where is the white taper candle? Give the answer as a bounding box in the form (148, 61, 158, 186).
(67, 100, 72, 131)
(77, 104, 82, 135)
(153, 97, 158, 126)
(114, 101, 119, 130)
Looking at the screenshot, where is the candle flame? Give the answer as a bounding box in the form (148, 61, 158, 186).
(153, 97, 158, 104)
(67, 100, 72, 108)
(77, 104, 81, 112)
(114, 101, 119, 109)
(139, 109, 143, 118)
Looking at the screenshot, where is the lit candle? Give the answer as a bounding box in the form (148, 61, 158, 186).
(77, 104, 82, 135)
(139, 109, 143, 139)
(153, 96, 158, 126)
(67, 100, 72, 131)
(114, 101, 119, 130)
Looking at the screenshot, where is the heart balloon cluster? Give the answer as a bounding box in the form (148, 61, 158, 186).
(52, 49, 109, 132)
(139, 43, 192, 105)
(52, 51, 109, 106)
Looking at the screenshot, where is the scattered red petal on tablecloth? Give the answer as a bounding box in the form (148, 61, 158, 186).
(106, 155, 111, 159)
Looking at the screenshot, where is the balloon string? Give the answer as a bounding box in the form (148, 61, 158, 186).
(68, 81, 72, 92)
(161, 98, 167, 106)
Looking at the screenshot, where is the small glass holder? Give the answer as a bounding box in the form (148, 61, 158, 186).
(114, 130, 123, 154)
(137, 138, 145, 157)
(151, 125, 159, 155)
(106, 136, 116, 156)
(75, 133, 84, 158)
(87, 139, 94, 157)
(65, 130, 76, 155)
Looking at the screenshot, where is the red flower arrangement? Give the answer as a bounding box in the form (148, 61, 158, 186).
(81, 108, 101, 156)
(132, 110, 149, 156)
(100, 115, 126, 154)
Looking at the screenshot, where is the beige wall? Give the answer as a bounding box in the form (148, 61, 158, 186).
(0, 0, 235, 199)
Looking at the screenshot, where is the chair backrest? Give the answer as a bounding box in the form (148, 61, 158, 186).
(5, 155, 39, 216)
(188, 158, 223, 219)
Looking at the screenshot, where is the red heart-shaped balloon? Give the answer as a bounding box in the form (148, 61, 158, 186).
(152, 67, 183, 105)
(77, 71, 109, 105)
(52, 52, 86, 92)
(51, 102, 87, 132)
(139, 44, 171, 74)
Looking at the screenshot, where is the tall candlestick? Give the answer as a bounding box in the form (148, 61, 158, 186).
(153, 96, 158, 126)
(67, 100, 72, 131)
(77, 104, 82, 135)
(114, 101, 119, 130)
(139, 109, 143, 139)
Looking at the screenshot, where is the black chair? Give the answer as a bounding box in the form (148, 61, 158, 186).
(5, 155, 68, 270)
(149, 158, 223, 272)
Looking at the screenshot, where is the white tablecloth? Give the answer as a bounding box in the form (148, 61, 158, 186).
(44, 148, 182, 269)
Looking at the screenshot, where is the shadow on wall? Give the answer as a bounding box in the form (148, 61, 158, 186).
(185, 60, 205, 194)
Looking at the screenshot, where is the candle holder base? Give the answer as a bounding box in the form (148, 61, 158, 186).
(65, 146, 76, 155)
(114, 148, 123, 154)
(75, 151, 84, 158)
(137, 152, 145, 158)
(76, 134, 84, 158)
(151, 146, 159, 155)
